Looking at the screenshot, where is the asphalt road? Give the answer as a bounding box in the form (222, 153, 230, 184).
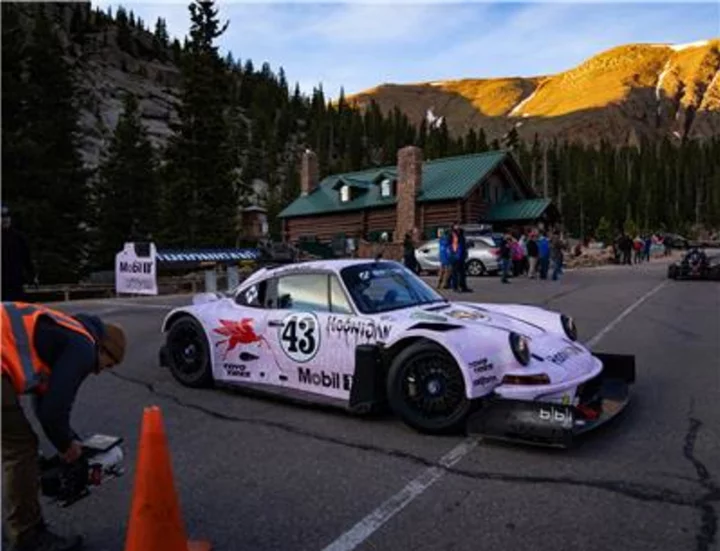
(27, 255, 720, 551)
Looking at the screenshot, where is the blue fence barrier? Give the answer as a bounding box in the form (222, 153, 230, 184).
(156, 248, 262, 264)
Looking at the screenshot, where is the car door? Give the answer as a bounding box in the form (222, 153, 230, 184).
(208, 278, 274, 385)
(264, 271, 357, 401)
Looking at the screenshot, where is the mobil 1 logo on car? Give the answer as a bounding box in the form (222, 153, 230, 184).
(297, 367, 352, 393)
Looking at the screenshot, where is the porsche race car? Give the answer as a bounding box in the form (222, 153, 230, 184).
(667, 248, 720, 280)
(158, 259, 635, 446)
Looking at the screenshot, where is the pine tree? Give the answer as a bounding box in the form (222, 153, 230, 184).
(477, 128, 488, 151)
(20, 9, 89, 283)
(595, 216, 612, 244)
(160, 0, 238, 248)
(465, 128, 478, 152)
(504, 127, 519, 151)
(171, 38, 182, 63)
(116, 7, 133, 54)
(2, 2, 33, 240)
(70, 3, 85, 44)
(94, 93, 159, 268)
(153, 17, 169, 50)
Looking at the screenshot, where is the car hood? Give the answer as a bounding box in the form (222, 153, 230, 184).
(403, 303, 547, 337)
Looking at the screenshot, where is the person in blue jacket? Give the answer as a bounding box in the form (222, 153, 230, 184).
(537, 231, 551, 280)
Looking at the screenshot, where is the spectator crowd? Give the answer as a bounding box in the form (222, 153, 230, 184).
(400, 223, 684, 292)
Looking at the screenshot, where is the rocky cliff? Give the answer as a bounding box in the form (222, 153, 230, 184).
(11, 2, 183, 169)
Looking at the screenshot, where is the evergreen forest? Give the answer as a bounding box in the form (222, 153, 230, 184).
(3, 1, 719, 283)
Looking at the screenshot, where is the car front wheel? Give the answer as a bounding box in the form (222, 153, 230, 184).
(165, 316, 214, 388)
(386, 341, 472, 434)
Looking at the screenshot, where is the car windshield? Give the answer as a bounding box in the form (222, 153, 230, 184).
(340, 261, 447, 314)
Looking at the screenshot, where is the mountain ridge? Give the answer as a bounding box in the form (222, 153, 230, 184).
(347, 39, 720, 146)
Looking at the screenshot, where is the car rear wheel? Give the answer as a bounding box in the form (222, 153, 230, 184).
(466, 259, 486, 277)
(166, 316, 214, 388)
(386, 341, 472, 434)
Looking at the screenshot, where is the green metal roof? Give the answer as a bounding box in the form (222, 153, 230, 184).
(483, 198, 552, 222)
(278, 150, 508, 218)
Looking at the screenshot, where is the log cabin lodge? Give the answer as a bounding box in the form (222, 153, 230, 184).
(278, 146, 561, 250)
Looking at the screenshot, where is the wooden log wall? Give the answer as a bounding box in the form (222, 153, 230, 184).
(366, 207, 397, 234)
(356, 241, 404, 261)
(285, 211, 364, 242)
(421, 200, 462, 230)
(464, 187, 489, 224)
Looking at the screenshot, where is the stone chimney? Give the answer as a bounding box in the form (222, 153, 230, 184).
(395, 145, 423, 242)
(300, 149, 319, 196)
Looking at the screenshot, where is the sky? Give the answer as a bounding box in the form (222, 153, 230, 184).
(92, 1, 720, 99)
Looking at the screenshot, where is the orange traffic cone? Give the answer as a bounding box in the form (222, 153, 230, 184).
(124, 406, 212, 551)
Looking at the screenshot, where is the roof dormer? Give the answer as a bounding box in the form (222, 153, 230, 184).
(333, 176, 373, 203)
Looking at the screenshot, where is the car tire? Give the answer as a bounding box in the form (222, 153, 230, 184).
(165, 316, 214, 388)
(466, 259, 486, 277)
(386, 340, 472, 435)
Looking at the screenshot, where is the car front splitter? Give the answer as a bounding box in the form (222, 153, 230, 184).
(465, 375, 632, 449)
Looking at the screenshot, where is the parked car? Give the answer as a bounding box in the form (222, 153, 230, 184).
(659, 232, 689, 249)
(415, 237, 499, 276)
(461, 226, 504, 247)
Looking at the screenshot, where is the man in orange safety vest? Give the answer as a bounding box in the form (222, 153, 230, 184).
(2, 302, 127, 551)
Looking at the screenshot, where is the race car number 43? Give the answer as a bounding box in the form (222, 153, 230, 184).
(279, 312, 320, 363)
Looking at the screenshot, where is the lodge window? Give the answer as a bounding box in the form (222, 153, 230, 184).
(380, 178, 393, 198)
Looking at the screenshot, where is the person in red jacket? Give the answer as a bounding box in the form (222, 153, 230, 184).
(2, 302, 127, 551)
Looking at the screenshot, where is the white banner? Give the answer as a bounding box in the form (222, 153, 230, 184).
(115, 242, 158, 295)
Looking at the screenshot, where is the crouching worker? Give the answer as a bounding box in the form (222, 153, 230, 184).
(2, 302, 126, 551)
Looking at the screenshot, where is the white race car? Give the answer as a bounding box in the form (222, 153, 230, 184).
(158, 259, 635, 445)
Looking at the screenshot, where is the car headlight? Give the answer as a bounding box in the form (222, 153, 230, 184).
(509, 332, 531, 365)
(560, 314, 578, 341)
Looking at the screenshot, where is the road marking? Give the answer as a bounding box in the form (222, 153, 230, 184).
(320, 438, 479, 551)
(585, 280, 669, 348)
(319, 279, 669, 551)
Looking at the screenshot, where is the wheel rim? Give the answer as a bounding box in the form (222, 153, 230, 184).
(169, 324, 207, 380)
(467, 261, 483, 276)
(401, 354, 465, 421)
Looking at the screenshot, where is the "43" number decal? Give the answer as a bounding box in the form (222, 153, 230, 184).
(279, 313, 320, 362)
